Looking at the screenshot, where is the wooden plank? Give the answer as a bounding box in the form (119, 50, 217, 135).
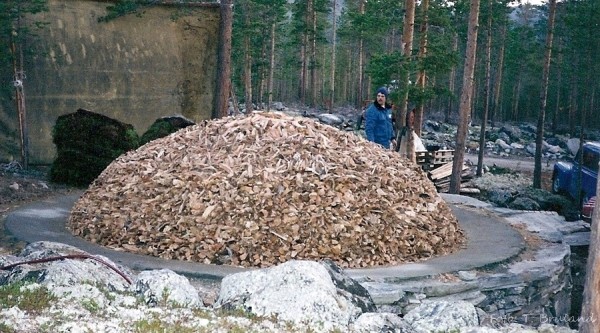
(416, 150, 454, 170)
(429, 162, 469, 180)
(432, 149, 454, 156)
(415, 151, 429, 164)
(430, 164, 454, 180)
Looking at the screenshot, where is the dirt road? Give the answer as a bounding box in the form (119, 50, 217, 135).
(464, 153, 556, 174)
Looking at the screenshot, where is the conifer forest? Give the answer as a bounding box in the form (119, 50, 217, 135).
(231, 0, 599, 134)
(2, 0, 599, 134)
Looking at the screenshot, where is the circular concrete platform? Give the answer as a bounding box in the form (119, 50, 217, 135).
(3, 192, 525, 281)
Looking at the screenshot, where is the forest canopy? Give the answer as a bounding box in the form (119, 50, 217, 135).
(2, 0, 599, 135)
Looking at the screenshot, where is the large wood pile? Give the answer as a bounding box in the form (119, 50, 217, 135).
(68, 112, 464, 268)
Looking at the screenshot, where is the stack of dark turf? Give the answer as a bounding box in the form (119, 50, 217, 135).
(50, 109, 139, 187)
(139, 116, 195, 146)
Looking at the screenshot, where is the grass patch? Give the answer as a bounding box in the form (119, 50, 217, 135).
(133, 316, 202, 333)
(487, 165, 517, 175)
(81, 298, 101, 314)
(0, 281, 57, 314)
(0, 323, 17, 333)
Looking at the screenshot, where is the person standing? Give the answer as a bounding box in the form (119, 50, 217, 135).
(365, 87, 394, 149)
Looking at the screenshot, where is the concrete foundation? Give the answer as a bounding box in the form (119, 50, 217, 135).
(0, 1, 220, 164)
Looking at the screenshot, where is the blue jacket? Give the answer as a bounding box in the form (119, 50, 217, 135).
(365, 102, 394, 148)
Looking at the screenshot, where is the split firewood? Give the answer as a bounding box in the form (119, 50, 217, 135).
(68, 112, 464, 268)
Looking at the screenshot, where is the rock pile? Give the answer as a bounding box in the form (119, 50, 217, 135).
(0, 242, 577, 333)
(68, 112, 463, 268)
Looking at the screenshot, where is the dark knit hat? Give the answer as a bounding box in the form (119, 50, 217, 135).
(376, 87, 388, 98)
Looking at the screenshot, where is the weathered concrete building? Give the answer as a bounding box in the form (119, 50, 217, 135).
(1, 1, 222, 164)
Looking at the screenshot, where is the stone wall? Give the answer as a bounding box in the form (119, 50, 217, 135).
(362, 243, 573, 328)
(0, 1, 220, 164)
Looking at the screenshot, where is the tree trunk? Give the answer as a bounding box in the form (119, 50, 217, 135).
(446, 33, 458, 123)
(575, 98, 587, 206)
(267, 23, 276, 112)
(476, 0, 493, 177)
(357, 0, 365, 108)
(345, 48, 350, 104)
(11, 37, 28, 169)
(330, 0, 337, 110)
(309, 0, 317, 108)
(300, 35, 307, 104)
(258, 42, 267, 106)
(230, 79, 240, 115)
(399, 0, 416, 129)
(450, 0, 480, 194)
(569, 77, 577, 136)
(396, 0, 416, 159)
(244, 34, 253, 113)
(581, 175, 600, 333)
(552, 39, 563, 133)
(414, 0, 429, 137)
(580, 93, 596, 333)
(215, 0, 233, 118)
(511, 66, 523, 121)
(533, 0, 557, 189)
(491, 23, 507, 128)
(471, 75, 478, 122)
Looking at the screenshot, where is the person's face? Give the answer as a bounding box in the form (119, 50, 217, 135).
(376, 93, 386, 106)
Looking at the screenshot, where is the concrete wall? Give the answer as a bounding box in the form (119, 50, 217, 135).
(0, 1, 220, 164)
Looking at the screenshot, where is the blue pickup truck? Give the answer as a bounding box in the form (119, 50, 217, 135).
(552, 141, 600, 220)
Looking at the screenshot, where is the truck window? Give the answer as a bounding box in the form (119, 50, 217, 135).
(582, 149, 600, 173)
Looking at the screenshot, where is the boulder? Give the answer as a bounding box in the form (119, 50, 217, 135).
(403, 300, 479, 333)
(320, 259, 377, 313)
(497, 131, 511, 144)
(272, 101, 286, 111)
(567, 138, 580, 156)
(0, 241, 133, 295)
(423, 120, 441, 133)
(350, 312, 413, 332)
(500, 125, 522, 142)
(134, 269, 201, 307)
(496, 139, 511, 151)
(547, 144, 563, 154)
(521, 124, 537, 134)
(460, 327, 502, 333)
(317, 113, 344, 126)
(526, 143, 536, 155)
(214, 260, 366, 331)
(487, 189, 513, 207)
